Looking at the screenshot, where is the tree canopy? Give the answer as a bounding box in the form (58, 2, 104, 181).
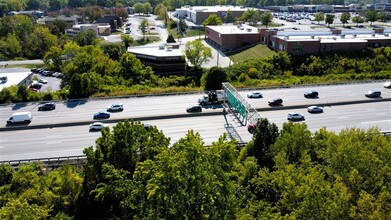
(202, 13, 223, 26)
(185, 40, 213, 69)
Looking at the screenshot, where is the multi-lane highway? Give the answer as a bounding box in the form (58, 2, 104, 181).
(0, 82, 390, 161)
(0, 82, 390, 127)
(0, 100, 390, 161)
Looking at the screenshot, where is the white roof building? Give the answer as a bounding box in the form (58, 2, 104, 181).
(0, 68, 33, 91)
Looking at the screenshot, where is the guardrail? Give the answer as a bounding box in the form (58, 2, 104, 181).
(0, 155, 87, 168)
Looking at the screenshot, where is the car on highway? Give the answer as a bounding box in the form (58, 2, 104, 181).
(247, 91, 263, 98)
(247, 122, 257, 134)
(287, 112, 305, 121)
(38, 102, 56, 111)
(307, 106, 323, 113)
(384, 82, 391, 88)
(304, 90, 319, 98)
(268, 98, 283, 106)
(93, 111, 110, 119)
(107, 103, 124, 111)
(186, 105, 202, 113)
(38, 79, 48, 84)
(365, 90, 381, 98)
(89, 122, 109, 131)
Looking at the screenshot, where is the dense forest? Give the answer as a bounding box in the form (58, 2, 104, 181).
(0, 120, 390, 218)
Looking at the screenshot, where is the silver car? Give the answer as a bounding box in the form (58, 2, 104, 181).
(89, 122, 109, 131)
(307, 106, 323, 113)
(287, 112, 305, 121)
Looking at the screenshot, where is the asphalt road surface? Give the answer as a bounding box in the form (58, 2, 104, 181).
(0, 81, 389, 128)
(0, 101, 389, 161)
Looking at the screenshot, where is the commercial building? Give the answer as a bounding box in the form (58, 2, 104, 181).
(96, 15, 122, 32)
(65, 24, 110, 38)
(174, 5, 265, 25)
(260, 28, 391, 55)
(127, 44, 186, 75)
(0, 69, 33, 91)
(37, 15, 83, 27)
(205, 24, 261, 52)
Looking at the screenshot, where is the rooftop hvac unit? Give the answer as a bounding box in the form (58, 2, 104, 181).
(353, 34, 357, 38)
(247, 28, 252, 32)
(311, 36, 315, 39)
(318, 37, 322, 39)
(341, 35, 345, 38)
(284, 36, 289, 39)
(372, 34, 376, 37)
(332, 37, 337, 40)
(159, 44, 165, 50)
(385, 34, 389, 37)
(166, 46, 172, 51)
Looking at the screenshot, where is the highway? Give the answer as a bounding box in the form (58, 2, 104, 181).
(0, 101, 390, 161)
(0, 82, 390, 128)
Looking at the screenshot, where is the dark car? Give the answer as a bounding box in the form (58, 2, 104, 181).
(365, 90, 381, 98)
(38, 102, 56, 111)
(186, 105, 202, 113)
(30, 83, 43, 90)
(304, 90, 319, 98)
(93, 111, 111, 119)
(268, 98, 283, 106)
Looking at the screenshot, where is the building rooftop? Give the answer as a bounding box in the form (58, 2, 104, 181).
(182, 5, 256, 13)
(275, 31, 391, 43)
(38, 15, 81, 22)
(0, 70, 31, 91)
(207, 24, 259, 34)
(128, 46, 183, 58)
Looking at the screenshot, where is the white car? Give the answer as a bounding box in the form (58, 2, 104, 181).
(107, 103, 124, 111)
(287, 112, 305, 121)
(247, 91, 263, 98)
(89, 122, 108, 131)
(307, 106, 323, 113)
(384, 82, 391, 88)
(38, 79, 48, 84)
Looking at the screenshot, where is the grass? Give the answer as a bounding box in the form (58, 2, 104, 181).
(131, 36, 161, 46)
(168, 27, 205, 39)
(229, 44, 276, 63)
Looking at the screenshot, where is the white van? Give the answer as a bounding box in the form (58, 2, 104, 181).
(6, 112, 33, 125)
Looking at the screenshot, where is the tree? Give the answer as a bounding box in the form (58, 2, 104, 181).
(224, 10, 234, 23)
(139, 19, 148, 41)
(340, 12, 350, 27)
(120, 34, 133, 49)
(24, 26, 58, 59)
(73, 29, 99, 46)
(16, 85, 28, 102)
(325, 14, 335, 27)
(0, 34, 22, 59)
(202, 13, 223, 26)
(185, 40, 212, 69)
(352, 16, 364, 27)
(239, 118, 279, 168)
(133, 2, 143, 14)
(365, 10, 378, 26)
(241, 8, 260, 26)
(260, 11, 273, 28)
(142, 2, 152, 14)
(314, 12, 324, 24)
(201, 67, 227, 90)
(48, 19, 68, 36)
(44, 46, 63, 71)
(166, 34, 176, 43)
(119, 53, 156, 84)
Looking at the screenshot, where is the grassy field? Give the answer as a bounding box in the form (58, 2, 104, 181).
(168, 27, 205, 39)
(229, 44, 276, 63)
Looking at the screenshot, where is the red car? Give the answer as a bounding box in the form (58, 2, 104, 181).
(247, 122, 257, 134)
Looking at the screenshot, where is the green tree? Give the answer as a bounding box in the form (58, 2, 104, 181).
(166, 34, 176, 43)
(241, 8, 260, 26)
(201, 66, 227, 90)
(240, 118, 279, 168)
(0, 199, 50, 219)
(44, 46, 63, 71)
(185, 40, 212, 69)
(260, 11, 273, 28)
(142, 2, 152, 14)
(314, 12, 324, 24)
(120, 34, 133, 49)
(325, 14, 335, 27)
(365, 10, 378, 26)
(119, 52, 156, 84)
(133, 2, 143, 14)
(48, 19, 68, 36)
(73, 29, 99, 46)
(203, 13, 223, 26)
(352, 16, 364, 27)
(16, 85, 28, 102)
(340, 12, 350, 27)
(0, 33, 22, 59)
(139, 19, 148, 40)
(224, 9, 234, 23)
(24, 26, 58, 59)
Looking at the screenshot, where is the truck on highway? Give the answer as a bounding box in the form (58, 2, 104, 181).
(198, 90, 227, 105)
(6, 112, 33, 125)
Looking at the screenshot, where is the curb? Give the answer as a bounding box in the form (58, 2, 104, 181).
(1, 98, 390, 132)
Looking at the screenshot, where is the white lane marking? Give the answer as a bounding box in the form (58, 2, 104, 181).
(361, 119, 391, 124)
(46, 141, 62, 145)
(337, 116, 348, 119)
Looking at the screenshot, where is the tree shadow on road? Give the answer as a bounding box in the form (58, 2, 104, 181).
(66, 99, 88, 108)
(12, 102, 27, 111)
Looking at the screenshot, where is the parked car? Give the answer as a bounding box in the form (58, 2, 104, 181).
(89, 122, 109, 131)
(247, 122, 257, 133)
(247, 91, 263, 98)
(287, 112, 305, 121)
(186, 105, 202, 113)
(268, 98, 283, 106)
(365, 90, 381, 98)
(93, 111, 110, 119)
(304, 90, 319, 98)
(30, 83, 43, 90)
(307, 106, 323, 113)
(107, 103, 124, 111)
(38, 102, 56, 111)
(383, 82, 391, 88)
(38, 79, 48, 84)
